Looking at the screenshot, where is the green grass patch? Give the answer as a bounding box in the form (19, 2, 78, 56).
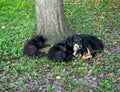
(0, 0, 120, 91)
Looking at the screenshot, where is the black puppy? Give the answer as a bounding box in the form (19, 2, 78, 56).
(75, 34, 104, 59)
(47, 39, 72, 62)
(23, 35, 47, 58)
(48, 35, 83, 62)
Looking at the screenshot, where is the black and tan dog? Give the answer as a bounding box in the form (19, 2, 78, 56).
(48, 35, 83, 62)
(74, 34, 104, 60)
(48, 34, 103, 62)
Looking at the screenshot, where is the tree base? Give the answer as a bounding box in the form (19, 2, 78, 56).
(36, 0, 74, 45)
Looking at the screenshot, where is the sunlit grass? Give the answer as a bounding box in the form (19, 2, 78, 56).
(0, 0, 120, 91)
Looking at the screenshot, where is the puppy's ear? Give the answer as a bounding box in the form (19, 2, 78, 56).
(67, 37, 73, 47)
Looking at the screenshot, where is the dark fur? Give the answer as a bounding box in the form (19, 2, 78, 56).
(23, 35, 47, 58)
(48, 35, 85, 62)
(75, 34, 104, 58)
(47, 38, 73, 62)
(48, 34, 103, 61)
(48, 35, 83, 62)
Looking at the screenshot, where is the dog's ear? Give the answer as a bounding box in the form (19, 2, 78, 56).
(82, 37, 88, 46)
(66, 36, 73, 47)
(79, 38, 82, 42)
(83, 37, 92, 51)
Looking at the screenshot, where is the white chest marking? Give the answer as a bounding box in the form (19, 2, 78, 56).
(73, 44, 79, 56)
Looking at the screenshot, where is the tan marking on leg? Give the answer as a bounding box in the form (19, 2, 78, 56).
(86, 47, 91, 56)
(82, 54, 92, 59)
(82, 47, 92, 60)
(75, 53, 82, 58)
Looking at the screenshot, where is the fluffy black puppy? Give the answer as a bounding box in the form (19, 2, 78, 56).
(48, 35, 83, 62)
(75, 34, 104, 59)
(47, 39, 73, 62)
(23, 35, 47, 58)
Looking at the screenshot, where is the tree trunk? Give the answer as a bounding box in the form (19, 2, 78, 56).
(36, 0, 74, 45)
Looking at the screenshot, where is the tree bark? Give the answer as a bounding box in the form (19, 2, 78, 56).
(36, 0, 74, 45)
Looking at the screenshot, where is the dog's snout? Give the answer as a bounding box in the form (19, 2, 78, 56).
(79, 44, 82, 49)
(75, 44, 79, 48)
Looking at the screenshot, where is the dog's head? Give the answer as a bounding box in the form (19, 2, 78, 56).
(72, 35, 83, 53)
(67, 35, 83, 54)
(33, 35, 46, 48)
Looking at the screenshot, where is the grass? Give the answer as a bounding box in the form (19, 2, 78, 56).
(0, 0, 120, 91)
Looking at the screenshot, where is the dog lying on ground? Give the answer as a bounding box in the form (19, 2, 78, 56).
(23, 34, 103, 61)
(74, 34, 104, 59)
(47, 40, 72, 62)
(48, 34, 103, 62)
(47, 35, 83, 62)
(23, 35, 47, 58)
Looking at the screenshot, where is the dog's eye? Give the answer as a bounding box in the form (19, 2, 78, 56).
(75, 40, 78, 43)
(79, 38, 82, 41)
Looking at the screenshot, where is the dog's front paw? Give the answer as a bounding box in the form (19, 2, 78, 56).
(82, 54, 92, 60)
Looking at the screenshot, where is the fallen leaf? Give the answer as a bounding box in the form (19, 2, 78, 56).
(87, 69, 93, 75)
(113, 20, 118, 23)
(100, 16, 105, 20)
(94, 61, 99, 66)
(94, 21, 99, 25)
(102, 12, 106, 15)
(117, 77, 120, 80)
(104, 49, 109, 53)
